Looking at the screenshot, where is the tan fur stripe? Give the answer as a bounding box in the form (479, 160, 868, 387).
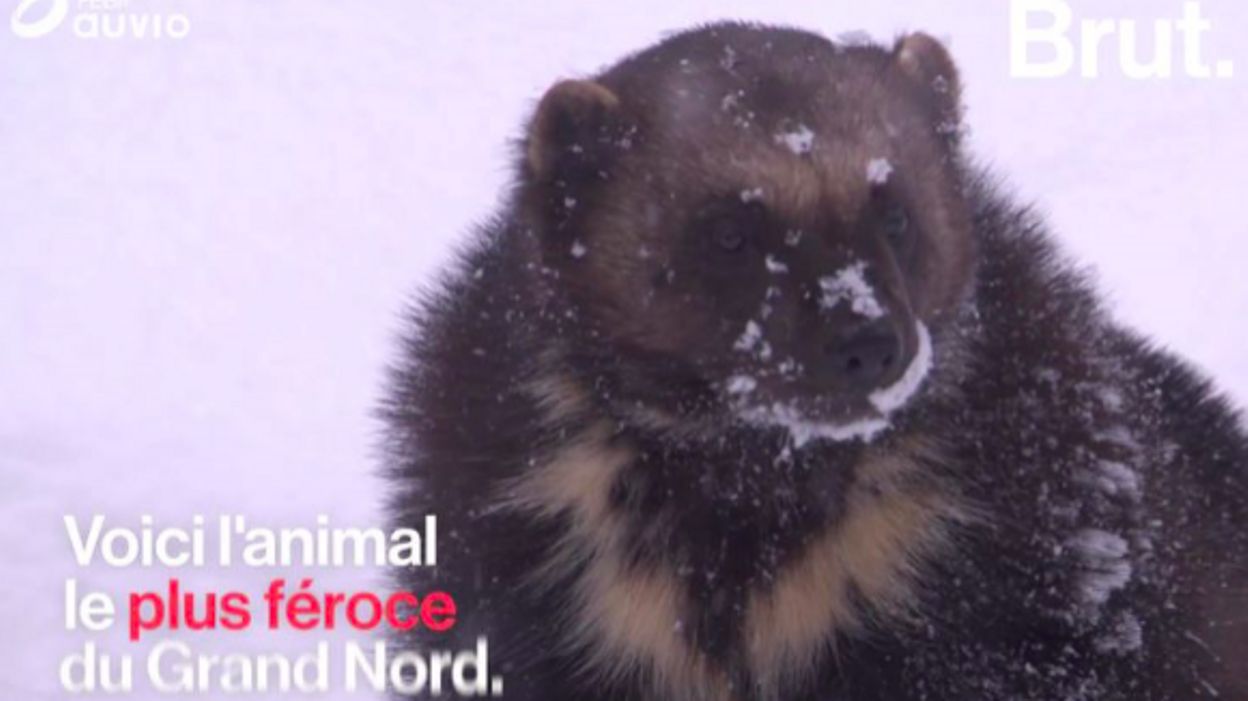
(512, 376, 958, 700)
(744, 439, 960, 696)
(498, 416, 731, 698)
(523, 365, 592, 423)
(571, 554, 730, 699)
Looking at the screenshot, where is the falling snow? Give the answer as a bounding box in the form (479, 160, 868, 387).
(726, 375, 758, 395)
(765, 255, 789, 274)
(818, 261, 885, 319)
(774, 123, 815, 155)
(867, 157, 894, 185)
(1068, 528, 1133, 608)
(740, 187, 765, 203)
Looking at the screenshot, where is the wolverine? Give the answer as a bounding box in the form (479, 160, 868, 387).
(381, 22, 1247, 700)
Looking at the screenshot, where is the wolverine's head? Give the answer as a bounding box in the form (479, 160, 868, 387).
(521, 23, 974, 444)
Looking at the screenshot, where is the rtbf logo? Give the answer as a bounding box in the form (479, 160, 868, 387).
(11, 0, 190, 40)
(1011, 0, 1234, 79)
(10, 0, 66, 37)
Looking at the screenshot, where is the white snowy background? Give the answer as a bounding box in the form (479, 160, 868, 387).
(1, 0, 1245, 697)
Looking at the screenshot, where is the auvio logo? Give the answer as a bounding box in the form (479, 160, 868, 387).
(11, 0, 68, 38)
(10, 0, 190, 40)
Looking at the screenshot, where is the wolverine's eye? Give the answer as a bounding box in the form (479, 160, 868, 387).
(883, 206, 910, 245)
(712, 219, 747, 252)
(699, 199, 765, 254)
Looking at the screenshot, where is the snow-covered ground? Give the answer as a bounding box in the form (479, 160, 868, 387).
(1, 0, 1244, 697)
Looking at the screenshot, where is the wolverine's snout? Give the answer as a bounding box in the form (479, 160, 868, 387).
(820, 318, 906, 391)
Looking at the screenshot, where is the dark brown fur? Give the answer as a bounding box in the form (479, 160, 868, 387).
(520, 28, 972, 433)
(383, 22, 1248, 701)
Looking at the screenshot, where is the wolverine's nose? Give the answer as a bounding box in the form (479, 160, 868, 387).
(822, 319, 903, 390)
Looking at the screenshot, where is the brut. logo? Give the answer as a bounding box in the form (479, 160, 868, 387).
(1010, 0, 1235, 79)
(11, 0, 69, 38)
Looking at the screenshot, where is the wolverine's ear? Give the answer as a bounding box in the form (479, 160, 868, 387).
(526, 79, 627, 182)
(894, 33, 962, 132)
